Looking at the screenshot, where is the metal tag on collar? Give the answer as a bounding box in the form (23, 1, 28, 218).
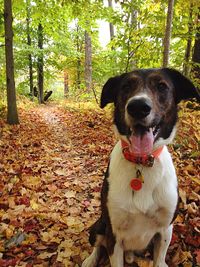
(146, 155, 155, 167)
(136, 169, 144, 182)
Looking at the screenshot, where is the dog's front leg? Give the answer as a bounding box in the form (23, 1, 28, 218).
(109, 242, 124, 267)
(153, 224, 172, 267)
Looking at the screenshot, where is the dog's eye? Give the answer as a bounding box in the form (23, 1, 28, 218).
(157, 82, 168, 91)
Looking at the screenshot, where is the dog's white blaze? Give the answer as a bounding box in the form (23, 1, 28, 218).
(107, 141, 178, 252)
(127, 93, 151, 101)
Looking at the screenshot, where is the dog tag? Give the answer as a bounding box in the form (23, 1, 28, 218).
(130, 178, 142, 191)
(130, 170, 144, 191)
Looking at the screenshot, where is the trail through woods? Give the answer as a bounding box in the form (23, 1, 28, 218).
(0, 102, 199, 267)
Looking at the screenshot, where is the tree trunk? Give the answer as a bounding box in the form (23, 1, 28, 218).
(64, 70, 68, 98)
(4, 0, 19, 125)
(77, 58, 81, 90)
(191, 11, 200, 84)
(183, 6, 193, 76)
(162, 0, 174, 67)
(26, 0, 33, 99)
(125, 0, 138, 71)
(76, 24, 81, 90)
(184, 38, 192, 76)
(84, 30, 92, 92)
(37, 23, 44, 104)
(108, 0, 114, 40)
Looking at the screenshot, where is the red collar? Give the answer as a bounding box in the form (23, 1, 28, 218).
(121, 140, 164, 167)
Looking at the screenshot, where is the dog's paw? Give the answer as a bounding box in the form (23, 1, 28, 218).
(125, 250, 134, 264)
(81, 255, 96, 267)
(82, 257, 95, 267)
(82, 247, 100, 267)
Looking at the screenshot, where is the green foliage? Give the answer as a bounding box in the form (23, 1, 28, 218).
(0, 0, 199, 101)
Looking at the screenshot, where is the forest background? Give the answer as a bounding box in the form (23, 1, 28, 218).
(0, 0, 200, 117)
(0, 0, 200, 266)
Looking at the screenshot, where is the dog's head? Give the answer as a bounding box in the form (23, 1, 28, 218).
(100, 68, 200, 153)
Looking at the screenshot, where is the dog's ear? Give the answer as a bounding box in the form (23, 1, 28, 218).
(100, 75, 122, 108)
(162, 68, 200, 103)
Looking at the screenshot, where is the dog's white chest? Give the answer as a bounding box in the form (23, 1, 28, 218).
(108, 184, 160, 250)
(107, 142, 178, 251)
(110, 210, 159, 251)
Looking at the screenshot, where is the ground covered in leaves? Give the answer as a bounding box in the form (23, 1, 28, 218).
(0, 101, 199, 267)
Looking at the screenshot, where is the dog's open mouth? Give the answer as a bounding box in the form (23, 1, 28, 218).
(128, 124, 160, 155)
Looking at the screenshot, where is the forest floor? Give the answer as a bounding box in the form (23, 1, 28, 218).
(0, 100, 199, 267)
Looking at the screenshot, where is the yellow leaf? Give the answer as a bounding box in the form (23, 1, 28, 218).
(30, 199, 39, 210)
(191, 177, 200, 185)
(5, 225, 15, 239)
(183, 262, 193, 267)
(136, 258, 153, 267)
(179, 188, 187, 204)
(64, 190, 76, 198)
(38, 252, 57, 260)
(66, 217, 75, 227)
(54, 169, 68, 176)
(175, 214, 184, 223)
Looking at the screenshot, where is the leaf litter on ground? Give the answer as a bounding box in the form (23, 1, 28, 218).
(0, 100, 199, 267)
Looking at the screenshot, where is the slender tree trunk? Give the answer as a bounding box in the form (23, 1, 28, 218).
(76, 24, 81, 90)
(64, 70, 68, 98)
(77, 58, 81, 90)
(183, 7, 193, 76)
(26, 0, 33, 99)
(192, 11, 200, 83)
(108, 0, 114, 40)
(184, 38, 192, 76)
(37, 23, 44, 104)
(125, 0, 138, 71)
(162, 0, 174, 67)
(84, 30, 92, 92)
(4, 0, 19, 124)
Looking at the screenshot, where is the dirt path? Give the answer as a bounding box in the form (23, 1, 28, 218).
(0, 103, 113, 267)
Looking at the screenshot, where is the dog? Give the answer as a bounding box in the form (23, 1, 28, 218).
(82, 68, 200, 267)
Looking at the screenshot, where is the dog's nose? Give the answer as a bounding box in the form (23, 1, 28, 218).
(127, 97, 152, 119)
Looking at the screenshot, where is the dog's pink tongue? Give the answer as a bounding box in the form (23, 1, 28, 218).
(129, 129, 154, 155)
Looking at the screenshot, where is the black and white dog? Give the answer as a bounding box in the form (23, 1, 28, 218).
(82, 68, 200, 267)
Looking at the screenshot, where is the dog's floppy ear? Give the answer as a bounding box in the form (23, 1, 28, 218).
(162, 68, 200, 103)
(100, 75, 122, 108)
